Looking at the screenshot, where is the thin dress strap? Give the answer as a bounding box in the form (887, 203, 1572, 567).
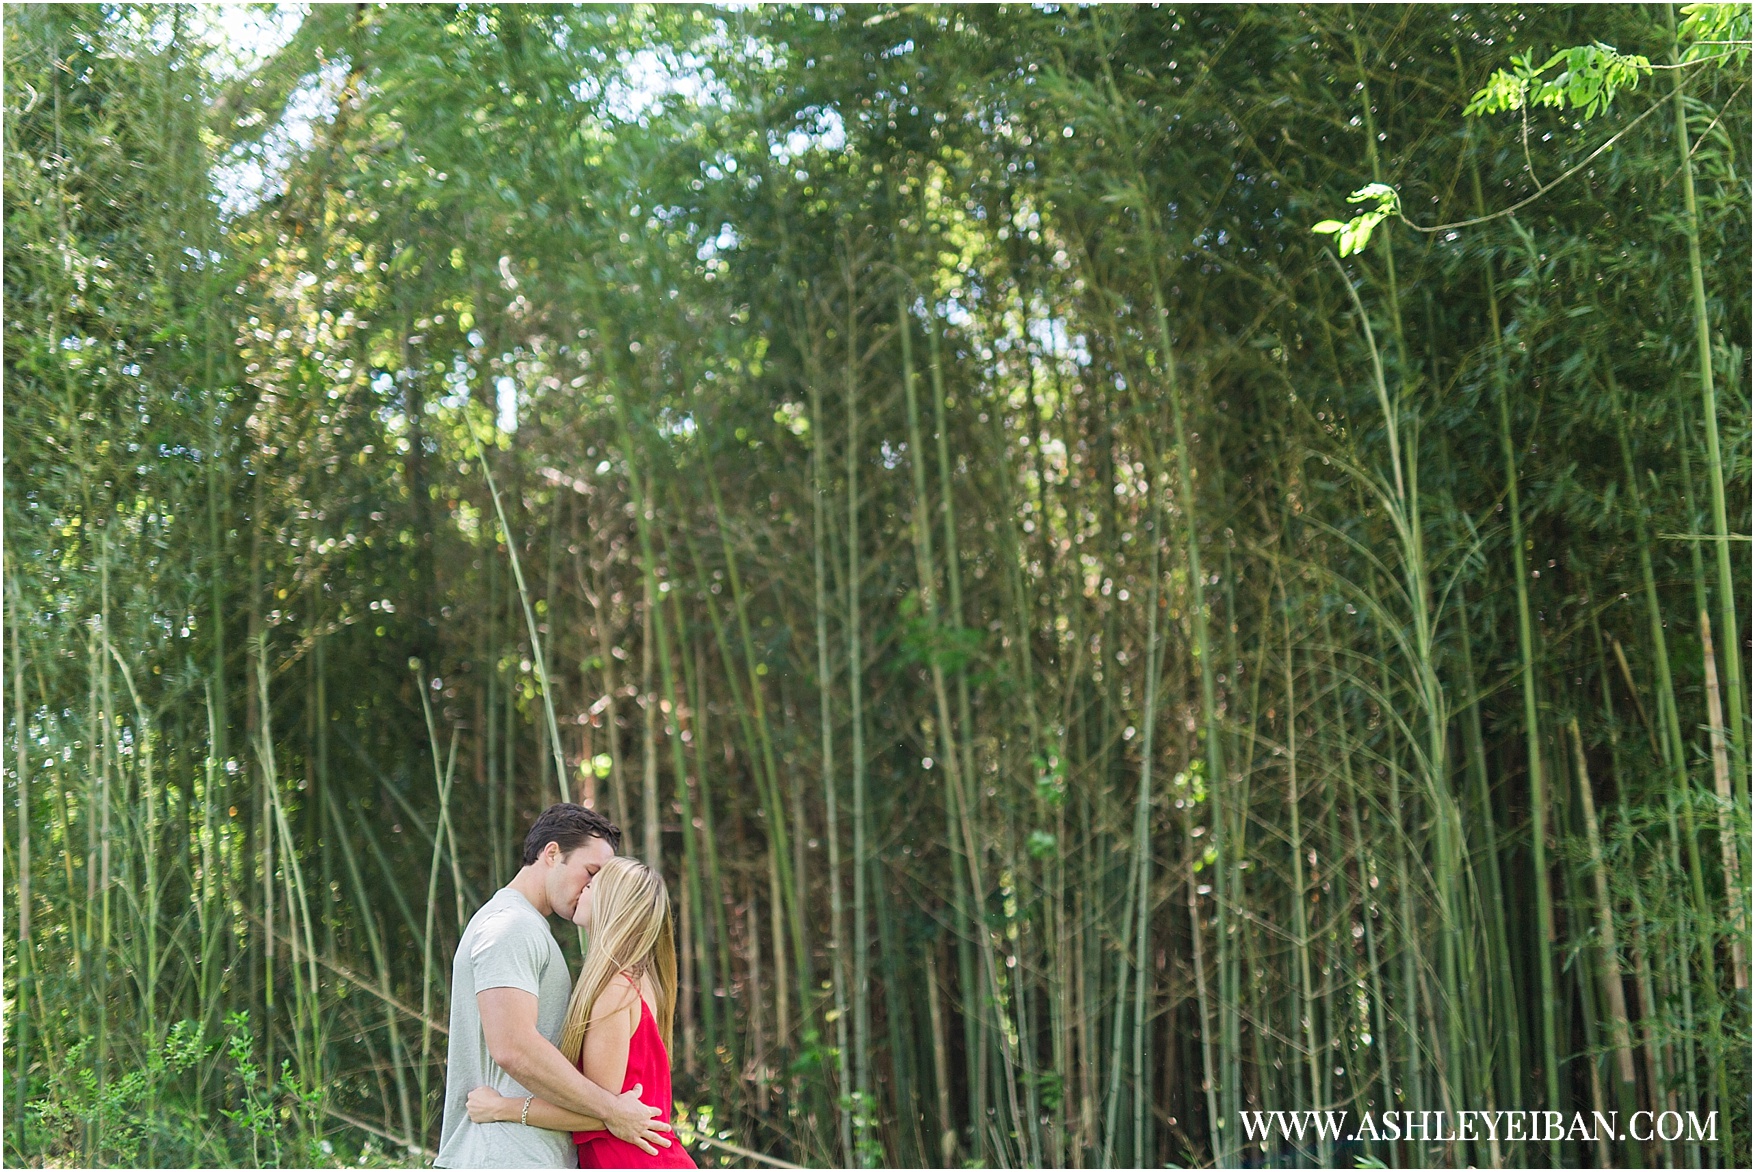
(618, 970, 651, 1012)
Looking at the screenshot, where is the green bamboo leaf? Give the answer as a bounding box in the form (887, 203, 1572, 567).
(1314, 184, 1400, 256)
(1680, 2, 1752, 66)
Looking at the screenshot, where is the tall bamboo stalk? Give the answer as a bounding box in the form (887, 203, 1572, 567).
(895, 250, 1028, 1162)
(1472, 193, 1562, 1153)
(416, 659, 459, 1150)
(699, 459, 811, 1027)
(805, 311, 855, 1165)
(9, 574, 33, 1147)
(473, 427, 569, 799)
(1666, 4, 1746, 785)
(1139, 169, 1230, 1172)
(1280, 583, 1325, 1165)
(843, 244, 875, 1166)
(1610, 379, 1720, 1037)
(675, 624, 721, 1069)
(1698, 612, 1747, 992)
(1569, 717, 1643, 1163)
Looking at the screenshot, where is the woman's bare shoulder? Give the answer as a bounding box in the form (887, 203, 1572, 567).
(587, 973, 641, 1025)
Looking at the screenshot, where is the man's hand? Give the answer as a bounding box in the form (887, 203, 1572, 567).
(601, 1084, 673, 1155)
(467, 1086, 516, 1124)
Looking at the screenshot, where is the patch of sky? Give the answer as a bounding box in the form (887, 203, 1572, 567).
(212, 55, 348, 219)
(497, 377, 520, 434)
(1029, 317, 1088, 367)
(602, 46, 728, 124)
(735, 32, 782, 72)
(908, 288, 981, 334)
(881, 38, 917, 59)
(769, 106, 847, 166)
(935, 296, 976, 331)
(110, 3, 302, 81)
(197, 3, 306, 81)
(697, 223, 741, 263)
(441, 357, 477, 411)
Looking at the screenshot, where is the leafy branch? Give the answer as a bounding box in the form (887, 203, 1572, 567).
(1311, 9, 1746, 256)
(1679, 1, 1752, 68)
(1462, 42, 1653, 121)
(1312, 183, 1401, 258)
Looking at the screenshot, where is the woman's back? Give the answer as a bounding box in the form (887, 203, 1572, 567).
(573, 974, 696, 1169)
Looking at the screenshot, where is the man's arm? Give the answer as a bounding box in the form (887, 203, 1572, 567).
(468, 1087, 604, 1133)
(477, 987, 673, 1153)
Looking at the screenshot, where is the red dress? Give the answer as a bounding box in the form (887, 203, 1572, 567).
(573, 979, 697, 1169)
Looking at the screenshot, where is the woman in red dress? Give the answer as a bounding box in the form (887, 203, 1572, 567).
(467, 856, 697, 1168)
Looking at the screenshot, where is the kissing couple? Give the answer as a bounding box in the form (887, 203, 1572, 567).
(433, 804, 697, 1168)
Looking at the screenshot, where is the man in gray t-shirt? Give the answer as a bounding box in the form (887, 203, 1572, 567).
(434, 804, 673, 1168)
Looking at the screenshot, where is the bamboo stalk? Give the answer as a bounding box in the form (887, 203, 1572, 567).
(1281, 584, 1325, 1164)
(845, 246, 874, 1166)
(1611, 384, 1721, 1032)
(925, 951, 955, 1166)
(1569, 717, 1643, 1164)
(1127, 429, 1169, 1168)
(747, 896, 769, 1114)
(698, 461, 811, 1032)
(873, 863, 921, 1166)
(672, 531, 741, 1076)
(1140, 170, 1230, 1172)
(196, 685, 225, 1064)
(322, 781, 416, 1143)
(1185, 798, 1221, 1162)
(1661, 814, 1705, 1169)
(1484, 234, 1562, 1157)
(415, 659, 458, 1152)
(807, 315, 855, 1165)
(1450, 559, 1520, 1123)
(989, 358, 1057, 1171)
(666, 575, 717, 1072)
(641, 566, 660, 865)
(102, 635, 160, 1046)
(896, 255, 1028, 1161)
(97, 546, 115, 1148)
(487, 533, 501, 889)
(1666, 4, 1746, 784)
(9, 574, 33, 1154)
(473, 424, 569, 800)
(580, 534, 630, 829)
(1698, 611, 1747, 991)
(1009, 302, 1073, 1167)
(1594, 623, 1677, 1164)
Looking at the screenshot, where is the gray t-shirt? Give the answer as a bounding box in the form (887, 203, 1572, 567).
(434, 888, 576, 1168)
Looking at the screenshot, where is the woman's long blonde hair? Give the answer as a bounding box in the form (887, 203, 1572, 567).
(558, 856, 677, 1063)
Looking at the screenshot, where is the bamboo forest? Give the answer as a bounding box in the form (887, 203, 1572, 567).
(3, 3, 1750, 1168)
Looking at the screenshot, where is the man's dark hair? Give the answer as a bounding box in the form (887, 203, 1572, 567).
(522, 803, 622, 866)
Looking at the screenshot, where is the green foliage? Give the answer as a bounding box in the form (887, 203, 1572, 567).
(28, 1022, 210, 1166)
(1463, 43, 1653, 120)
(1312, 182, 1403, 257)
(1033, 751, 1067, 807)
(219, 1012, 283, 1167)
(1680, 2, 1753, 67)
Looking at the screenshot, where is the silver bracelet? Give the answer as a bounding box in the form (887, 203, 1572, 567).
(520, 1096, 533, 1127)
